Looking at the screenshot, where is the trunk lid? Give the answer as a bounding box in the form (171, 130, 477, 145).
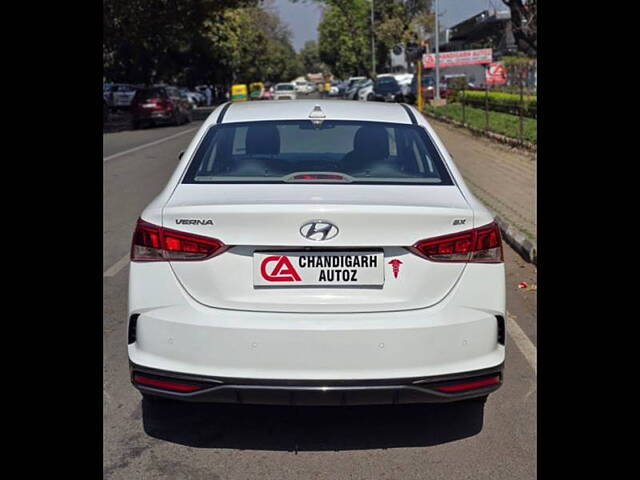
(163, 184, 474, 313)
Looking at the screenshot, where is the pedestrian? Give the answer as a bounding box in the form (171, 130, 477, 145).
(205, 85, 212, 106)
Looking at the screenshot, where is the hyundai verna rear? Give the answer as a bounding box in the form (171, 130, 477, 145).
(128, 100, 505, 405)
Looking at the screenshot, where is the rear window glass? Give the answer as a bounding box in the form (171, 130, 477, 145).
(377, 77, 397, 85)
(182, 120, 453, 185)
(276, 84, 294, 91)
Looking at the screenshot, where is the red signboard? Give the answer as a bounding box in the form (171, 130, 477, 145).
(422, 49, 492, 69)
(486, 62, 507, 85)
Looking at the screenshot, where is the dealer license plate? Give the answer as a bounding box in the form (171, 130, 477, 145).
(253, 251, 384, 287)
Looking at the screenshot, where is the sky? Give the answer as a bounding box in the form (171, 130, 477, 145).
(271, 0, 505, 51)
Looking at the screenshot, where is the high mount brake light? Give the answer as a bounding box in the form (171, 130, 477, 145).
(410, 222, 503, 263)
(131, 218, 227, 262)
(292, 174, 345, 180)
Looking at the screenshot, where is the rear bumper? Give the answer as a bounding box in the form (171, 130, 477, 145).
(132, 110, 173, 122)
(130, 362, 503, 405)
(128, 261, 505, 383)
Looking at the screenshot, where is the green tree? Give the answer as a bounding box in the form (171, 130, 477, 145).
(317, 0, 372, 79)
(299, 40, 327, 74)
(103, 0, 258, 85)
(225, 6, 303, 83)
(299, 0, 433, 77)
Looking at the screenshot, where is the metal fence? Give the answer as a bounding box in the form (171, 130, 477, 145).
(425, 68, 536, 147)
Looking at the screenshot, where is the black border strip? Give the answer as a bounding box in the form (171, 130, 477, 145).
(401, 103, 417, 124)
(216, 102, 232, 124)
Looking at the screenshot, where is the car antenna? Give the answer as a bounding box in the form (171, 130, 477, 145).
(308, 104, 325, 128)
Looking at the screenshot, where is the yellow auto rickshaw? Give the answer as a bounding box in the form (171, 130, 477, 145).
(249, 82, 265, 100)
(231, 84, 248, 102)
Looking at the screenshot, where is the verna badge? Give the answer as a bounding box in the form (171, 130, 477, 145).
(300, 221, 339, 241)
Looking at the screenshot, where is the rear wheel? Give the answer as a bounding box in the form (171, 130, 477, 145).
(367, 93, 374, 101)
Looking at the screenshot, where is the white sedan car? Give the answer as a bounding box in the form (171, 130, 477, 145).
(273, 83, 297, 100)
(128, 100, 505, 405)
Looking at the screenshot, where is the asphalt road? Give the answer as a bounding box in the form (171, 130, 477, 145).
(103, 104, 536, 480)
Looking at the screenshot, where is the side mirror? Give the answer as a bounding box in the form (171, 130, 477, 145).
(178, 151, 184, 160)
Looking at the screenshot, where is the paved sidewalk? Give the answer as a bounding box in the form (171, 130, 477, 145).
(428, 117, 537, 259)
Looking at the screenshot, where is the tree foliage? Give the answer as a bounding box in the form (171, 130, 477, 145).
(299, 40, 328, 74)
(302, 0, 434, 78)
(103, 0, 302, 85)
(317, 0, 373, 79)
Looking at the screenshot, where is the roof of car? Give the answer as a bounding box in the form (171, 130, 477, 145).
(212, 99, 415, 125)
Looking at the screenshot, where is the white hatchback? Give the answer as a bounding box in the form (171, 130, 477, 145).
(128, 100, 505, 405)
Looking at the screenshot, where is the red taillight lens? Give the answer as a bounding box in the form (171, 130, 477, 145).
(131, 219, 226, 262)
(133, 374, 204, 392)
(411, 221, 503, 263)
(434, 375, 500, 393)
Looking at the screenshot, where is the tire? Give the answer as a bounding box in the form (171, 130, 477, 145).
(367, 93, 374, 101)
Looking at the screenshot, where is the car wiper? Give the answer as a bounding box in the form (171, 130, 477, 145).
(282, 172, 354, 183)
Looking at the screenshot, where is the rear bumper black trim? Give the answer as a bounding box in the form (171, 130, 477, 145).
(130, 362, 504, 405)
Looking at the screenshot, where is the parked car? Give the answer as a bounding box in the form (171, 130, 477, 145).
(179, 88, 203, 107)
(343, 77, 366, 99)
(372, 75, 411, 103)
(425, 82, 449, 100)
(328, 81, 341, 97)
(357, 80, 375, 101)
(128, 100, 505, 406)
(336, 80, 350, 97)
(130, 86, 192, 129)
(344, 78, 368, 100)
(274, 83, 297, 100)
(294, 81, 314, 95)
(407, 75, 434, 105)
(104, 83, 138, 109)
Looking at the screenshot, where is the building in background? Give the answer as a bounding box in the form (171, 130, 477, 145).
(423, 8, 536, 89)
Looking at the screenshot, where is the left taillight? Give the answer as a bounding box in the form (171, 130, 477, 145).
(131, 218, 227, 262)
(410, 221, 503, 263)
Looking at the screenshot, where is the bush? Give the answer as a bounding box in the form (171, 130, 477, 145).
(454, 90, 537, 118)
(424, 103, 537, 144)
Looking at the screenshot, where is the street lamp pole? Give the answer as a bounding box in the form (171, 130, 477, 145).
(435, 0, 440, 100)
(371, 0, 375, 77)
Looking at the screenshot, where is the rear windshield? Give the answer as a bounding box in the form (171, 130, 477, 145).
(276, 84, 294, 91)
(134, 88, 165, 100)
(182, 120, 453, 185)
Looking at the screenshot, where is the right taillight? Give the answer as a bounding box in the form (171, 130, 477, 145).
(410, 221, 503, 263)
(131, 218, 227, 262)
